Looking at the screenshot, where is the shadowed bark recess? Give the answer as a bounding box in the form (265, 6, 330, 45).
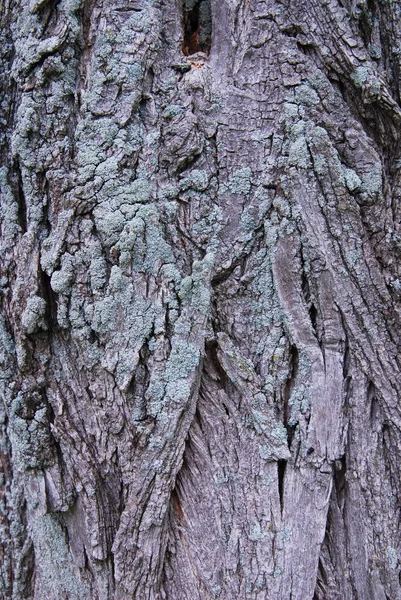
(1, 0, 401, 598)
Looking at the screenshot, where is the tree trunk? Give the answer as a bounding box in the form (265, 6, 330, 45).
(1, 0, 401, 598)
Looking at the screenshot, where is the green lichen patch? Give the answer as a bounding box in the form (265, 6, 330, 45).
(294, 83, 320, 107)
(224, 167, 253, 196)
(350, 66, 371, 88)
(21, 295, 47, 334)
(342, 167, 362, 193)
(31, 514, 89, 599)
(360, 163, 382, 195)
(9, 392, 54, 471)
(249, 521, 265, 542)
(50, 254, 75, 295)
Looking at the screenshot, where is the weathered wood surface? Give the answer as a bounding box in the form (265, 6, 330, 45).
(1, 0, 401, 598)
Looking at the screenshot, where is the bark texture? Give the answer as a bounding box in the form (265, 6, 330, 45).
(1, 0, 401, 598)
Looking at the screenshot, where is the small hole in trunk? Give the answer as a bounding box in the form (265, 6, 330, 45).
(182, 0, 212, 56)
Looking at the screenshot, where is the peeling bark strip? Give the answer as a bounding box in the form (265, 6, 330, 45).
(1, 0, 401, 598)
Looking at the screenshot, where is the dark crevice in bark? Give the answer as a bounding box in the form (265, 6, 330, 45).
(211, 259, 243, 286)
(340, 309, 351, 381)
(296, 40, 317, 57)
(277, 460, 286, 514)
(173, 150, 202, 176)
(357, 0, 376, 46)
(301, 266, 311, 304)
(309, 303, 318, 334)
(126, 342, 151, 425)
(368, 379, 380, 424)
(334, 454, 347, 507)
(283, 345, 298, 446)
(40, 268, 58, 327)
(14, 159, 27, 233)
(327, 71, 348, 104)
(299, 245, 323, 350)
(88, 329, 100, 345)
(38, 177, 52, 241)
(170, 488, 184, 522)
(280, 23, 304, 38)
(204, 337, 229, 391)
(182, 0, 212, 56)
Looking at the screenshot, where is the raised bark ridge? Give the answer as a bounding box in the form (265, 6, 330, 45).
(1, 0, 401, 599)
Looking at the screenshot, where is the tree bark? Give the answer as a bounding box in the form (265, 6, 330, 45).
(1, 0, 401, 598)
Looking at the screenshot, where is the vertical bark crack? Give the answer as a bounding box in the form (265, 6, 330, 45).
(277, 459, 287, 515)
(283, 345, 298, 447)
(14, 159, 27, 233)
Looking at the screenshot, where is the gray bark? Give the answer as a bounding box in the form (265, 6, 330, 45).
(1, 0, 401, 598)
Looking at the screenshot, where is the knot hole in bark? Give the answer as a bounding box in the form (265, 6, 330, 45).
(182, 0, 212, 55)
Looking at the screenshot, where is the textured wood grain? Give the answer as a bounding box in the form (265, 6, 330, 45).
(1, 0, 401, 598)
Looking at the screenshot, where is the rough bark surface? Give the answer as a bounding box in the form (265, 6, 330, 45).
(1, 0, 401, 598)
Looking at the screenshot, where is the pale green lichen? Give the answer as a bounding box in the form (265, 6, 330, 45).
(50, 254, 74, 294)
(288, 129, 310, 169)
(88, 266, 161, 389)
(288, 136, 310, 169)
(259, 444, 275, 460)
(177, 255, 214, 315)
(9, 393, 53, 471)
(343, 167, 362, 193)
(368, 44, 382, 60)
(179, 169, 209, 192)
(294, 83, 320, 107)
(249, 522, 265, 542)
(287, 385, 311, 427)
(165, 379, 192, 403)
(214, 472, 235, 485)
(360, 163, 382, 195)
(239, 207, 257, 241)
(164, 339, 200, 381)
(21, 295, 47, 334)
(271, 423, 289, 444)
(91, 297, 117, 334)
(308, 71, 330, 91)
(163, 105, 184, 119)
(0, 167, 20, 244)
(282, 102, 299, 121)
(350, 66, 371, 88)
(111, 204, 173, 274)
(89, 253, 108, 292)
(146, 332, 202, 417)
(225, 167, 253, 196)
(386, 546, 398, 570)
(31, 514, 89, 599)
